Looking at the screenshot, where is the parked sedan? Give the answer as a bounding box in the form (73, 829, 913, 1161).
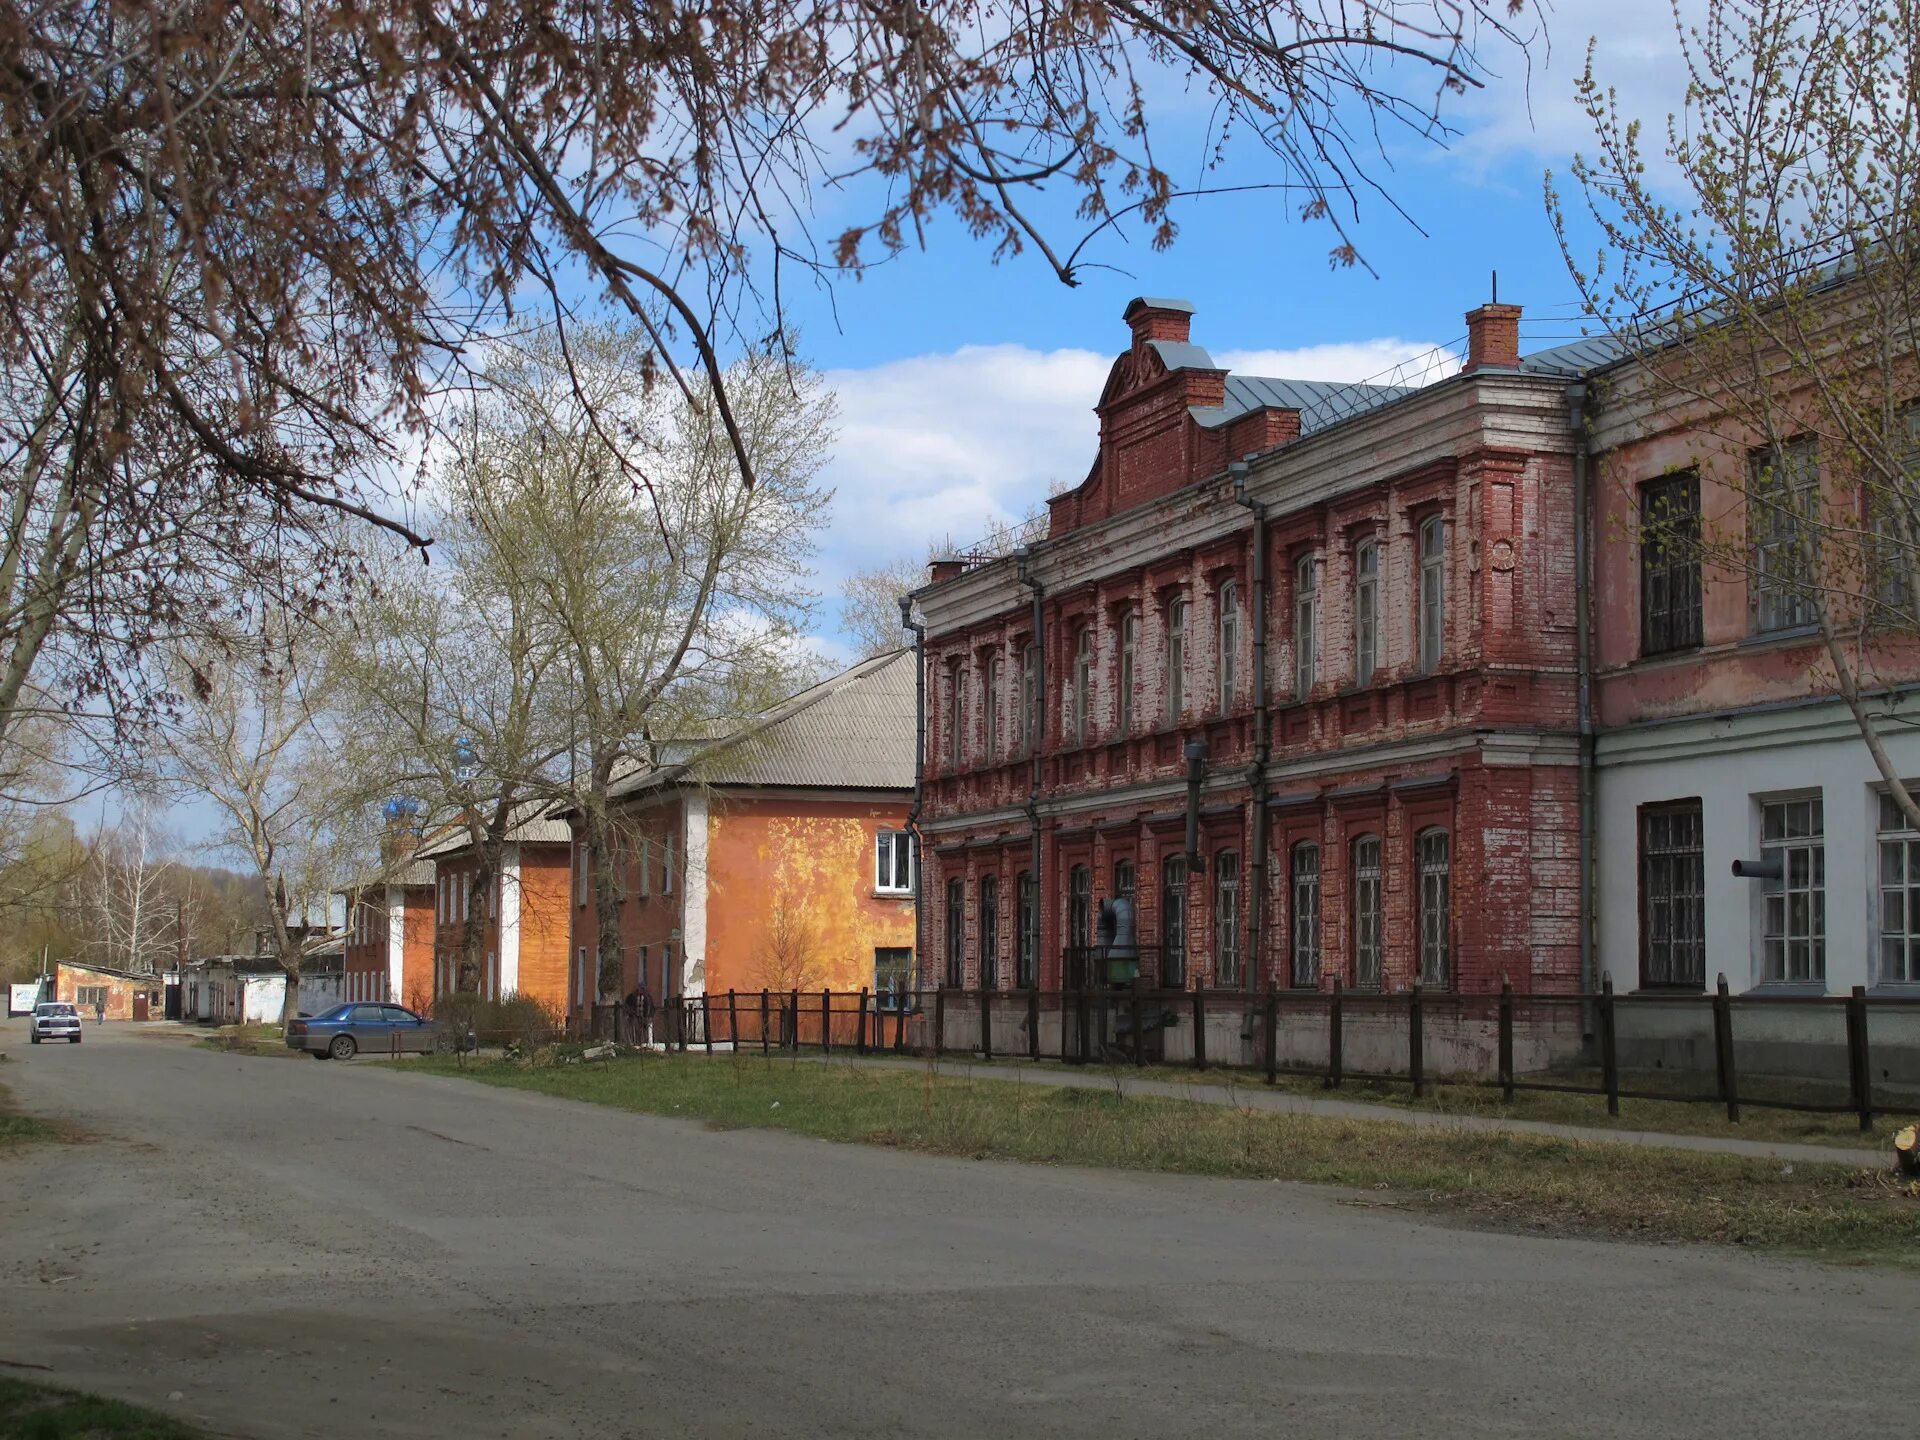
(29, 1002, 81, 1044)
(286, 1003, 452, 1060)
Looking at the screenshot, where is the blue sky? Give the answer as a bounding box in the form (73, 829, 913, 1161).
(783, 0, 1702, 662)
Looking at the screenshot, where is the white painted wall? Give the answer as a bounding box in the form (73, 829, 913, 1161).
(386, 884, 406, 1003)
(682, 793, 709, 1001)
(499, 843, 521, 996)
(1596, 697, 1920, 994)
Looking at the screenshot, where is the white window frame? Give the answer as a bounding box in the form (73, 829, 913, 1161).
(1877, 790, 1920, 986)
(1354, 539, 1380, 685)
(1166, 597, 1188, 724)
(1072, 626, 1092, 745)
(1418, 515, 1446, 673)
(1119, 609, 1138, 735)
(1217, 580, 1239, 713)
(1757, 793, 1824, 985)
(875, 830, 914, 894)
(1352, 834, 1382, 989)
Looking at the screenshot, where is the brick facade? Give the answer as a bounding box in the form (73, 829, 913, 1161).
(915, 298, 1584, 997)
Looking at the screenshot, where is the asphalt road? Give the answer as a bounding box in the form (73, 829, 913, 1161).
(0, 1021, 1910, 1439)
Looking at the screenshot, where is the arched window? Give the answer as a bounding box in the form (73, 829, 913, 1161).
(1290, 841, 1321, 988)
(1113, 858, 1136, 908)
(944, 663, 962, 767)
(1294, 555, 1318, 697)
(1214, 850, 1242, 986)
(1354, 539, 1380, 684)
(1020, 643, 1039, 756)
(1417, 828, 1451, 985)
(1015, 872, 1038, 988)
(944, 878, 965, 988)
(984, 656, 1002, 759)
(979, 875, 1000, 990)
(1418, 516, 1446, 673)
(1068, 865, 1092, 987)
(1217, 581, 1240, 712)
(1073, 626, 1093, 745)
(1161, 855, 1189, 988)
(1166, 598, 1189, 722)
(1351, 835, 1383, 989)
(1119, 609, 1139, 734)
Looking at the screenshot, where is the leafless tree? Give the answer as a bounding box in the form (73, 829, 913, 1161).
(838, 557, 929, 660)
(77, 808, 179, 975)
(2, 0, 1539, 781)
(755, 886, 826, 995)
(1551, 0, 1920, 823)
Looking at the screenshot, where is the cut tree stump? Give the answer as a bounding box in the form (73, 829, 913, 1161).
(1895, 1124, 1919, 1178)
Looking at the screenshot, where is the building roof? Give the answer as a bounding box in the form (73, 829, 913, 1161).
(608, 648, 916, 802)
(54, 959, 164, 983)
(414, 799, 573, 859)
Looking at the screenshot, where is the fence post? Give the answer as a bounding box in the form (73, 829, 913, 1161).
(761, 989, 771, 1056)
(1028, 986, 1041, 1062)
(1328, 978, 1343, 1090)
(933, 985, 946, 1057)
(895, 996, 906, 1053)
(1712, 973, 1740, 1123)
(728, 990, 739, 1052)
(703, 996, 714, 1057)
(788, 988, 800, 1050)
(821, 989, 832, 1054)
(1408, 984, 1425, 1097)
(1598, 976, 1620, 1117)
(1074, 986, 1090, 1065)
(981, 988, 993, 1062)
(858, 988, 869, 1054)
(1847, 984, 1873, 1133)
(1264, 991, 1278, 1085)
(1192, 979, 1207, 1072)
(1497, 976, 1515, 1102)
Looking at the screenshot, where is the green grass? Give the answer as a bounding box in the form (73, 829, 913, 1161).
(0, 1379, 213, 1439)
(415, 1051, 1920, 1263)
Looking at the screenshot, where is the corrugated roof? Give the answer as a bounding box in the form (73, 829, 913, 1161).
(609, 649, 916, 800)
(415, 799, 573, 859)
(1192, 374, 1417, 438)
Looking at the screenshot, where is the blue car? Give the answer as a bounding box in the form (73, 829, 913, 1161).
(286, 1003, 452, 1060)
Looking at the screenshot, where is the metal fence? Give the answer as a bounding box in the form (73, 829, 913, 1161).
(638, 975, 1920, 1132)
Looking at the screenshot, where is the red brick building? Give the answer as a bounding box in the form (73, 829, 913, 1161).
(339, 860, 435, 1006)
(418, 804, 574, 1015)
(912, 297, 1585, 1007)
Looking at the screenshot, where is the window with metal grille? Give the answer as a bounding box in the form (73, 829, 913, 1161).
(1877, 791, 1920, 985)
(1166, 599, 1188, 723)
(1354, 540, 1380, 684)
(874, 948, 912, 1011)
(1639, 801, 1705, 989)
(1416, 828, 1450, 985)
(1289, 842, 1320, 988)
(1119, 610, 1138, 734)
(1759, 796, 1823, 983)
(1015, 872, 1037, 988)
(1067, 865, 1092, 988)
(1218, 581, 1239, 712)
(875, 830, 913, 893)
(1293, 555, 1317, 697)
(1214, 850, 1242, 987)
(1752, 439, 1818, 633)
(1418, 516, 1445, 673)
(1868, 410, 1920, 620)
(944, 878, 964, 987)
(1072, 627, 1092, 745)
(1161, 856, 1188, 989)
(979, 875, 999, 990)
(1640, 471, 1702, 654)
(1352, 835, 1382, 988)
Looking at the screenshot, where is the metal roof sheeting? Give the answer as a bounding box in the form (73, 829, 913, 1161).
(610, 649, 917, 800)
(414, 800, 572, 858)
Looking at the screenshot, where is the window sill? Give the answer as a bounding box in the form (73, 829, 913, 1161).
(1737, 624, 1821, 650)
(1742, 980, 1830, 998)
(872, 888, 914, 900)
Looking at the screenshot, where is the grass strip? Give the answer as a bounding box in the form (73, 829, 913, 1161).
(0, 1378, 212, 1439)
(0, 1081, 57, 1150)
(415, 1052, 1920, 1263)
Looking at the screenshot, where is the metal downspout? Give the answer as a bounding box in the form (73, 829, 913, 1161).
(1569, 384, 1597, 1013)
(900, 597, 928, 990)
(1016, 551, 1045, 985)
(1232, 461, 1269, 991)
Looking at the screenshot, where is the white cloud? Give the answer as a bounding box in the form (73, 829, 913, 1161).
(809, 334, 1453, 635)
(1445, 0, 1709, 175)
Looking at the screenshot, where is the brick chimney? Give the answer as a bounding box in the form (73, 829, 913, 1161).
(1463, 302, 1523, 373)
(1123, 296, 1196, 347)
(926, 554, 965, 584)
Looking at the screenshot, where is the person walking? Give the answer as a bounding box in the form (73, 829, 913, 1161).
(93, 996, 105, 1025)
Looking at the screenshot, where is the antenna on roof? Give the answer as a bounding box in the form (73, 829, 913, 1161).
(1491, 269, 1499, 304)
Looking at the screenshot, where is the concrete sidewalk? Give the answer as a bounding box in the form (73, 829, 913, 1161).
(782, 1051, 1891, 1169)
